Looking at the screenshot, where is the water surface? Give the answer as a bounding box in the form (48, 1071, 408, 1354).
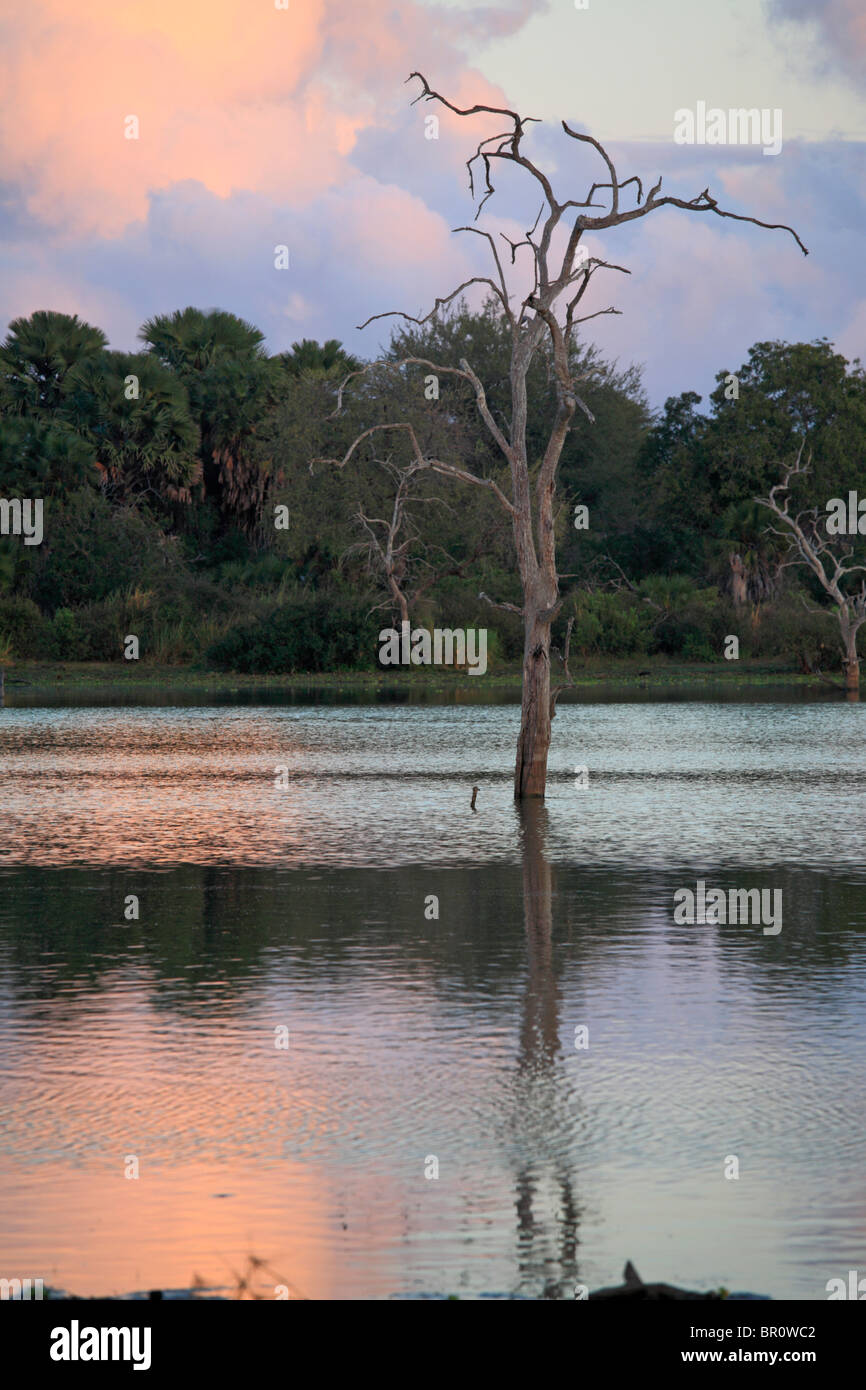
(1, 701, 864, 1298)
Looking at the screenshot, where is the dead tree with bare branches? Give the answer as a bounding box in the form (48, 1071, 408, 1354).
(343, 459, 425, 626)
(318, 72, 806, 797)
(757, 444, 866, 692)
(342, 457, 492, 625)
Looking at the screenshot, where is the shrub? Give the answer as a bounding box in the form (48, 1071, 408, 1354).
(205, 590, 380, 673)
(681, 633, 717, 663)
(0, 594, 50, 658)
(567, 591, 652, 657)
(649, 587, 731, 660)
(73, 589, 153, 661)
(23, 491, 170, 613)
(748, 594, 842, 669)
(49, 607, 82, 660)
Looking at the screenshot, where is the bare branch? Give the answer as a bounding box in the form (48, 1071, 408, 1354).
(757, 445, 866, 681)
(550, 615, 575, 718)
(556, 131, 809, 255)
(479, 591, 524, 616)
(327, 353, 516, 469)
(406, 72, 553, 217)
(313, 420, 518, 519)
(452, 226, 513, 321)
(356, 276, 508, 332)
(559, 125, 628, 218)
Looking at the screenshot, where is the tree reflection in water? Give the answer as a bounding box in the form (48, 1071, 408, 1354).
(513, 801, 581, 1299)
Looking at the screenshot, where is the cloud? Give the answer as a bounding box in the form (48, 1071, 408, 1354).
(837, 299, 866, 367)
(0, 0, 538, 237)
(0, 175, 478, 362)
(0, 0, 861, 406)
(767, 0, 866, 85)
(557, 136, 866, 403)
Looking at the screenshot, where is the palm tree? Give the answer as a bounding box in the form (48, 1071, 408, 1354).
(62, 351, 200, 503)
(279, 338, 361, 378)
(1, 310, 108, 413)
(139, 307, 266, 372)
(140, 308, 276, 541)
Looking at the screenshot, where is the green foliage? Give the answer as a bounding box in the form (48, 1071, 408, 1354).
(2, 295, 864, 681)
(68, 589, 151, 661)
(21, 490, 174, 613)
(139, 307, 266, 371)
(638, 341, 866, 589)
(565, 591, 652, 657)
(60, 351, 200, 500)
(707, 339, 866, 509)
(747, 596, 843, 669)
(680, 633, 717, 662)
(49, 607, 81, 659)
(0, 593, 50, 657)
(140, 307, 280, 540)
(279, 338, 361, 379)
(650, 589, 731, 659)
(0, 415, 96, 497)
(205, 591, 381, 673)
(1, 310, 107, 414)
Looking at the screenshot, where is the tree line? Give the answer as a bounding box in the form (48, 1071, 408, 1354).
(1, 302, 864, 679)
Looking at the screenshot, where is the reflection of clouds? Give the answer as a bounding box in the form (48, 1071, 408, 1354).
(1, 845, 865, 1297)
(0, 964, 560, 1297)
(0, 1157, 335, 1299)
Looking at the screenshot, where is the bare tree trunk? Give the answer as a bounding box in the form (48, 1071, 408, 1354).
(841, 614, 860, 691)
(515, 566, 559, 796)
(515, 610, 553, 797)
(391, 582, 409, 628)
(729, 553, 748, 607)
(518, 800, 558, 1057)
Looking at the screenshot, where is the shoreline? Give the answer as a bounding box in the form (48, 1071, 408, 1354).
(0, 656, 836, 697)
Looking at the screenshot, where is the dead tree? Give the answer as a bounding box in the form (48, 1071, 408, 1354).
(342, 457, 496, 626)
(319, 72, 807, 798)
(757, 444, 866, 691)
(343, 460, 420, 626)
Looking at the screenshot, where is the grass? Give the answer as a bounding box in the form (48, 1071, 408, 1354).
(0, 654, 830, 694)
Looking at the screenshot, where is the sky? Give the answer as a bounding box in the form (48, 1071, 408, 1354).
(1, 0, 864, 407)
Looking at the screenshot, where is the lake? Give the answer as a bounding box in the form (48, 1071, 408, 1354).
(1, 698, 865, 1298)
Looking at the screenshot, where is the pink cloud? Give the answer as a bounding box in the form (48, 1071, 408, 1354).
(0, 0, 535, 237)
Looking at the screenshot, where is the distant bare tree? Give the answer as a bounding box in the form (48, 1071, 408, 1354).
(320, 72, 806, 797)
(344, 460, 423, 626)
(342, 456, 494, 626)
(757, 443, 866, 691)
